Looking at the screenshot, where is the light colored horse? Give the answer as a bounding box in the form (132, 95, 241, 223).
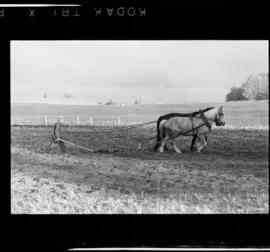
(158, 106, 225, 153)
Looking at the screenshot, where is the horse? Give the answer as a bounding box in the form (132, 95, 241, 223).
(153, 106, 225, 153)
(153, 107, 214, 151)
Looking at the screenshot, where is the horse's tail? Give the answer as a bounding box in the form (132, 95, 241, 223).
(153, 116, 163, 151)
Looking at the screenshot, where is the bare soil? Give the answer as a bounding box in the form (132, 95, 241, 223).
(11, 125, 269, 213)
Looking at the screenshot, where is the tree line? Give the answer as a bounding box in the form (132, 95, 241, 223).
(226, 73, 268, 102)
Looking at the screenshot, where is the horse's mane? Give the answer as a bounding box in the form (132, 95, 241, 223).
(158, 107, 215, 120)
(187, 107, 215, 116)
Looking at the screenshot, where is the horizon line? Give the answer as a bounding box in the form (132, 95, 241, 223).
(10, 100, 266, 106)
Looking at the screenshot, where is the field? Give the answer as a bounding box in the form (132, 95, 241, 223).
(11, 100, 269, 128)
(11, 101, 269, 214)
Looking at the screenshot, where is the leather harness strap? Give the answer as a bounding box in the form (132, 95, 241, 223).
(190, 115, 194, 136)
(199, 110, 212, 131)
(190, 110, 211, 136)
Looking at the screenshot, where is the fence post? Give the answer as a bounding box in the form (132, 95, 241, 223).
(90, 116, 93, 126)
(37, 114, 40, 125)
(118, 116, 121, 126)
(77, 115, 80, 126)
(45, 115, 48, 126)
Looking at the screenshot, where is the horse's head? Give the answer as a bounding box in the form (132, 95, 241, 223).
(214, 106, 225, 126)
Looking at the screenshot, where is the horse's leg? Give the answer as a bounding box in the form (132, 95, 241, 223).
(165, 138, 174, 151)
(159, 138, 168, 153)
(159, 130, 170, 153)
(201, 134, 209, 150)
(205, 135, 208, 143)
(162, 124, 170, 151)
(172, 138, 181, 153)
(190, 135, 197, 151)
(196, 135, 207, 153)
(159, 121, 169, 152)
(155, 120, 166, 151)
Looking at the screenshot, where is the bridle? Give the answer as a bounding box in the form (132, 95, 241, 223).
(214, 109, 224, 126)
(195, 108, 224, 131)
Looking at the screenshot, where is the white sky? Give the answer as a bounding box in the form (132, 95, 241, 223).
(11, 40, 268, 104)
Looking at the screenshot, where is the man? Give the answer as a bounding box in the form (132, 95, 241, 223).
(46, 116, 66, 153)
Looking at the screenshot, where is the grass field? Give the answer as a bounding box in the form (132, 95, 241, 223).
(11, 101, 269, 213)
(11, 100, 269, 128)
(11, 122, 269, 214)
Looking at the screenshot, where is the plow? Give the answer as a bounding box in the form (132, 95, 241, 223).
(47, 120, 157, 154)
(47, 107, 223, 154)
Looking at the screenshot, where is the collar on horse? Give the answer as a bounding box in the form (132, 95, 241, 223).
(189, 109, 211, 136)
(198, 109, 212, 131)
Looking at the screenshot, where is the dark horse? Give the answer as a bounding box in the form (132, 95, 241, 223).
(153, 107, 217, 152)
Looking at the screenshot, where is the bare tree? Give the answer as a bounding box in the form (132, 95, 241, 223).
(241, 73, 268, 100)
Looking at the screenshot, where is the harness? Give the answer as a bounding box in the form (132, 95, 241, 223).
(154, 109, 214, 150)
(189, 110, 211, 137)
(188, 111, 211, 152)
(198, 110, 212, 132)
(164, 109, 212, 137)
(166, 109, 212, 138)
(190, 115, 195, 136)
